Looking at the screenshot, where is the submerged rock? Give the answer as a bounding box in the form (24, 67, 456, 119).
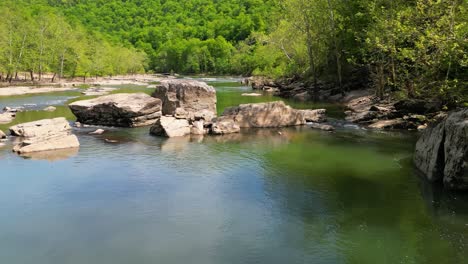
(9, 117, 80, 154)
(414, 109, 468, 190)
(43, 106, 57, 112)
(220, 101, 326, 128)
(150, 116, 191, 138)
(309, 123, 335, 131)
(69, 93, 162, 127)
(89, 129, 106, 135)
(152, 79, 217, 122)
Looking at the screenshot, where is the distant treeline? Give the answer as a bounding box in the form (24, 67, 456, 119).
(1, 0, 466, 105)
(0, 1, 146, 82)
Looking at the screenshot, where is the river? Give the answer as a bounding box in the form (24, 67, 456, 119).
(0, 77, 467, 264)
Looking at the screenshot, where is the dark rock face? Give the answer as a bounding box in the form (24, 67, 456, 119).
(414, 109, 468, 190)
(69, 93, 162, 127)
(152, 80, 217, 121)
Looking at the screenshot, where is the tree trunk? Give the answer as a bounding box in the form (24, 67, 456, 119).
(30, 70, 34, 81)
(51, 72, 57, 83)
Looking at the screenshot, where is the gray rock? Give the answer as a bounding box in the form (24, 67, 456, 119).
(89, 129, 106, 135)
(368, 119, 405, 129)
(0, 112, 15, 124)
(150, 116, 190, 137)
(220, 101, 315, 128)
(299, 109, 327, 123)
(414, 109, 468, 190)
(152, 80, 217, 121)
(211, 119, 241, 135)
(69, 93, 162, 127)
(191, 120, 208, 135)
(9, 118, 80, 154)
(43, 106, 57, 112)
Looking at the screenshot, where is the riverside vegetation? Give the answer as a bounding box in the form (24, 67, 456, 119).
(0, 0, 466, 109)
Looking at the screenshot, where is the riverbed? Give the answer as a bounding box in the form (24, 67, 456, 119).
(0, 77, 467, 264)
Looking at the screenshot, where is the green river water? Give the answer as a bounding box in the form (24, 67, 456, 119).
(0, 77, 467, 264)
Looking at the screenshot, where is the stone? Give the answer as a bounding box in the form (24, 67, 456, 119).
(417, 124, 428, 131)
(150, 116, 190, 137)
(69, 93, 162, 127)
(0, 129, 6, 139)
(368, 119, 405, 129)
(345, 111, 379, 123)
(43, 106, 57, 112)
(211, 119, 241, 135)
(309, 123, 335, 131)
(89, 129, 105, 135)
(220, 101, 308, 128)
(174, 108, 189, 119)
(298, 109, 327, 123)
(152, 79, 217, 121)
(241, 93, 262, 97)
(10, 117, 71, 137)
(191, 120, 207, 135)
(0, 112, 15, 124)
(9, 118, 80, 154)
(414, 109, 467, 190)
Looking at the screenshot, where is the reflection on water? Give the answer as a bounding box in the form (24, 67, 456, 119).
(0, 79, 467, 264)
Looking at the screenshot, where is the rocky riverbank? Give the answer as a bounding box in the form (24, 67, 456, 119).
(244, 76, 451, 131)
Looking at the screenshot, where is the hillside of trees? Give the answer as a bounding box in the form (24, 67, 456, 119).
(0, 0, 466, 105)
(0, 0, 147, 82)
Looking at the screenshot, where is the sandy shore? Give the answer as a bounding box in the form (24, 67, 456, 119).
(0, 74, 168, 97)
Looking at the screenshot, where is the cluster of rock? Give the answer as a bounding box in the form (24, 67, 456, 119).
(69, 93, 162, 127)
(9, 117, 80, 154)
(414, 109, 467, 190)
(343, 92, 445, 130)
(67, 80, 331, 138)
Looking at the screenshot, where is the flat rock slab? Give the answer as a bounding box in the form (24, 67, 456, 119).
(9, 117, 71, 138)
(414, 109, 468, 190)
(9, 117, 80, 154)
(69, 93, 162, 127)
(152, 79, 217, 121)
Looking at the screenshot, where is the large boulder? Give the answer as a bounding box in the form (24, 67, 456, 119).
(150, 116, 191, 138)
(0, 129, 6, 139)
(219, 101, 326, 128)
(414, 109, 467, 190)
(0, 112, 15, 124)
(152, 80, 217, 122)
(69, 93, 162, 127)
(9, 117, 80, 154)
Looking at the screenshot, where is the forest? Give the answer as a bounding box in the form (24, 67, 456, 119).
(0, 0, 466, 105)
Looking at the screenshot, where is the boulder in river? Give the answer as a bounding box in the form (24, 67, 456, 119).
(0, 129, 6, 139)
(414, 109, 468, 190)
(152, 80, 217, 122)
(150, 116, 191, 138)
(69, 93, 162, 127)
(211, 119, 241, 135)
(219, 101, 326, 128)
(9, 117, 80, 154)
